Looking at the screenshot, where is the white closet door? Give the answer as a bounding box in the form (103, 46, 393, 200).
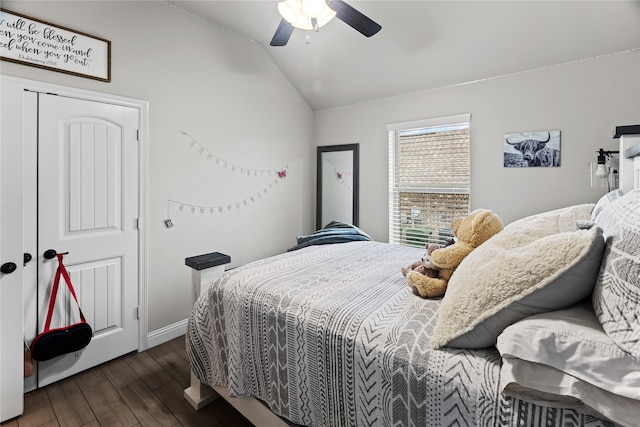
(36, 94, 140, 387)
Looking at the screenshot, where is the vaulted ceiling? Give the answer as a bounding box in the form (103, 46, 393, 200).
(168, 1, 640, 111)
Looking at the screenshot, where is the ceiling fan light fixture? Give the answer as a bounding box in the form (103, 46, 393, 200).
(272, 0, 378, 46)
(278, 0, 336, 30)
(301, 0, 326, 18)
(291, 15, 314, 30)
(277, 0, 301, 24)
(316, 4, 337, 27)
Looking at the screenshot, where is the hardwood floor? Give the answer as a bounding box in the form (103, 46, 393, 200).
(2, 336, 253, 427)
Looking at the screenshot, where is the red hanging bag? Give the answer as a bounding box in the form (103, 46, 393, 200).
(31, 253, 93, 361)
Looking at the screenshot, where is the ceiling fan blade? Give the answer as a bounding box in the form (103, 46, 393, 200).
(328, 0, 381, 37)
(270, 19, 294, 46)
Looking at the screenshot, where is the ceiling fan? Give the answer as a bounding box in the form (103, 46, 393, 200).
(270, 0, 382, 46)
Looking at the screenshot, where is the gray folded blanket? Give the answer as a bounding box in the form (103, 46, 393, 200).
(287, 221, 372, 251)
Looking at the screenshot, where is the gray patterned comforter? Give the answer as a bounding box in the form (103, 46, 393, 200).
(187, 241, 614, 427)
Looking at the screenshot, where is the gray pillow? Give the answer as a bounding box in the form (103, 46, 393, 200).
(592, 189, 640, 360)
(431, 217, 605, 349)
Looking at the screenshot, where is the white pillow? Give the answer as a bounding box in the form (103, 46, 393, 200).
(500, 357, 639, 427)
(496, 299, 640, 400)
(431, 222, 605, 349)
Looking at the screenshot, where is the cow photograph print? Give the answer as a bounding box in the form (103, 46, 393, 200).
(504, 130, 561, 167)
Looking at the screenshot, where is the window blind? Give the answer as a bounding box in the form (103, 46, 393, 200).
(388, 116, 470, 247)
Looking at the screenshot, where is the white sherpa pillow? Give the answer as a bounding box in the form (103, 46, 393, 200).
(506, 203, 594, 234)
(431, 225, 605, 349)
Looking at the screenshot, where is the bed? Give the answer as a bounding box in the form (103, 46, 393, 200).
(185, 138, 640, 427)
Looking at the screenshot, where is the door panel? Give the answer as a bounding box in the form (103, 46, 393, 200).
(67, 119, 122, 233)
(0, 77, 25, 422)
(37, 94, 139, 387)
(73, 258, 121, 332)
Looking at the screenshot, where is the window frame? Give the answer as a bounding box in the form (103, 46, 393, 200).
(387, 114, 471, 247)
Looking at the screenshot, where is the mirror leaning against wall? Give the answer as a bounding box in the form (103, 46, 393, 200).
(316, 144, 359, 230)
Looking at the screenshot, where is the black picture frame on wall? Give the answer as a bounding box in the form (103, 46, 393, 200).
(316, 144, 359, 230)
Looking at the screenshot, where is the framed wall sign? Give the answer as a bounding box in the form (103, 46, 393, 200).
(0, 9, 111, 82)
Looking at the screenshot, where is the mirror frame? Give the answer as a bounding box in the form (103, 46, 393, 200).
(316, 143, 359, 230)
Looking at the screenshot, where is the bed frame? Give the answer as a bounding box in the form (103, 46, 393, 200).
(184, 371, 292, 426)
(183, 262, 294, 426)
(183, 134, 640, 426)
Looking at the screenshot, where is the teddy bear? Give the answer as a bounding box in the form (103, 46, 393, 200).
(407, 209, 503, 299)
(401, 243, 440, 278)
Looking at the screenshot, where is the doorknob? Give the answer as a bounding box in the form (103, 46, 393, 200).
(43, 250, 68, 260)
(24, 253, 32, 266)
(43, 249, 58, 260)
(1, 262, 17, 274)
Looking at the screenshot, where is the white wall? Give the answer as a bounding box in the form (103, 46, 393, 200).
(1, 1, 315, 333)
(315, 50, 640, 241)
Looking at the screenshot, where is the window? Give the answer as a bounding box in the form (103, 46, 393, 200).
(388, 114, 471, 247)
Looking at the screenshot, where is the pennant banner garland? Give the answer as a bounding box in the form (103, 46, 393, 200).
(169, 131, 289, 215)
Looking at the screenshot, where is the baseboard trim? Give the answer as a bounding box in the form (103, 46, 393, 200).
(147, 318, 188, 349)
